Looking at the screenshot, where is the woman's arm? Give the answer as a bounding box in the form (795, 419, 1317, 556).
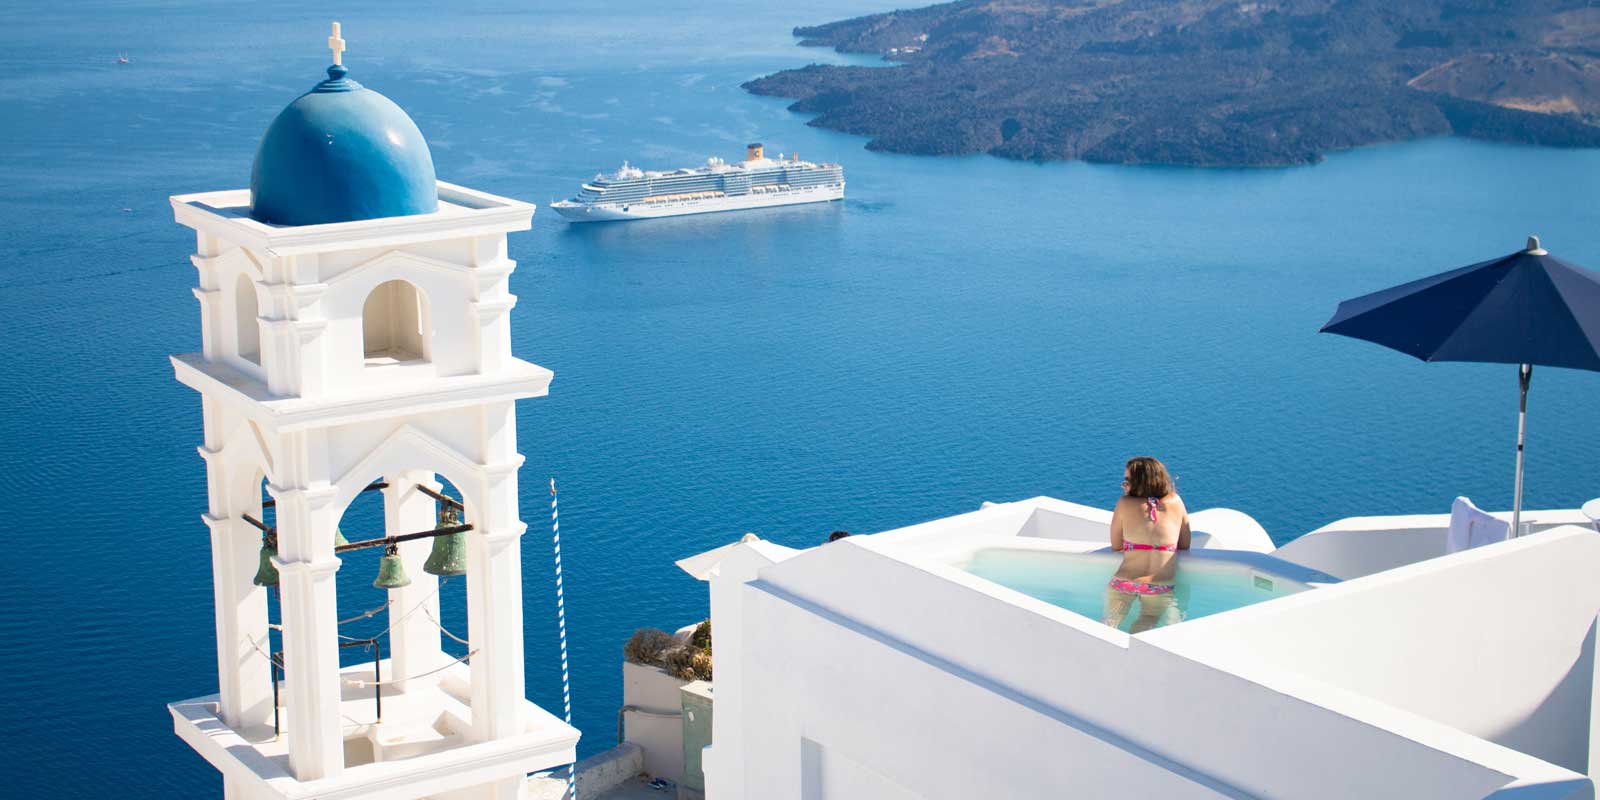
(1177, 512, 1192, 550)
(1109, 501, 1124, 552)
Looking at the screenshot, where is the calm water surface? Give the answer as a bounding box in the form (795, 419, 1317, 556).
(2, 1, 1598, 795)
(960, 550, 1315, 632)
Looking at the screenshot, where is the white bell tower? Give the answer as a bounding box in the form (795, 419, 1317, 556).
(166, 25, 579, 800)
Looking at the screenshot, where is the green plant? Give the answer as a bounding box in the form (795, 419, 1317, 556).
(688, 619, 711, 652)
(623, 627, 675, 666)
(662, 645, 695, 679)
(663, 643, 713, 682)
(690, 649, 713, 681)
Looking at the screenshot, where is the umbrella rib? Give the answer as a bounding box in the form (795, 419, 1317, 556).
(1421, 261, 1525, 362)
(1543, 261, 1600, 361)
(1518, 262, 1600, 370)
(1323, 257, 1497, 332)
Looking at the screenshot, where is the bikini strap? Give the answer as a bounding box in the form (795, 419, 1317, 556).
(1145, 496, 1161, 523)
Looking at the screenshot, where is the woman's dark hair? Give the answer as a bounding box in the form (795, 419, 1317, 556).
(1124, 456, 1174, 499)
(826, 530, 851, 543)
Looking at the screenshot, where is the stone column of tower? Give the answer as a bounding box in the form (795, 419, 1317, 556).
(166, 25, 579, 800)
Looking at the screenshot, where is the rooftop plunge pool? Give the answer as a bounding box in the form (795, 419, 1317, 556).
(955, 547, 1338, 632)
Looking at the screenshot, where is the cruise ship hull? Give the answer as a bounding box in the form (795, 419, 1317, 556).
(553, 183, 843, 222)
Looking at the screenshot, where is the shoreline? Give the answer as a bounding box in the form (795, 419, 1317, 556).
(745, 0, 1600, 168)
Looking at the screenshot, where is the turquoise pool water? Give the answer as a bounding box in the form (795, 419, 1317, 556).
(959, 548, 1319, 631)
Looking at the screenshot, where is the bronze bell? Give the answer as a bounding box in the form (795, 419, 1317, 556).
(253, 538, 280, 587)
(424, 504, 468, 577)
(373, 544, 411, 589)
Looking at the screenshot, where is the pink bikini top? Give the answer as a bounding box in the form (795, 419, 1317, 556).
(1122, 497, 1174, 551)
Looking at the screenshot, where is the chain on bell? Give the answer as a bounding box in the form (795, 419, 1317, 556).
(424, 503, 468, 577)
(253, 537, 280, 587)
(373, 544, 411, 589)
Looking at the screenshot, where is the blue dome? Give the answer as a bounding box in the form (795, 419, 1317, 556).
(249, 65, 437, 226)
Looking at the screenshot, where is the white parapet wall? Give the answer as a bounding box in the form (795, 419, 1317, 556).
(884, 497, 1274, 562)
(1149, 525, 1600, 776)
(1273, 508, 1594, 580)
(689, 498, 1600, 799)
(528, 742, 644, 800)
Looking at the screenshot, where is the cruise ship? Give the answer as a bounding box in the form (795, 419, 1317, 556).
(551, 143, 844, 222)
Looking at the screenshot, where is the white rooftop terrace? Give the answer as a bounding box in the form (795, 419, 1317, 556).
(691, 496, 1600, 799)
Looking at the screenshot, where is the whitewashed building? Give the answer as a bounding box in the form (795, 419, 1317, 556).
(689, 497, 1600, 799)
(164, 26, 579, 800)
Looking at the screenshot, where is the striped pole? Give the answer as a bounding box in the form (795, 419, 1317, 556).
(550, 477, 576, 800)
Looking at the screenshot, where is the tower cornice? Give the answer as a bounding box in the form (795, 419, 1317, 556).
(170, 182, 535, 256)
(170, 352, 553, 433)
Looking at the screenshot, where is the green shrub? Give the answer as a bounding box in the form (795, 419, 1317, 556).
(689, 619, 711, 652)
(663, 643, 713, 682)
(623, 628, 675, 666)
(690, 649, 713, 681)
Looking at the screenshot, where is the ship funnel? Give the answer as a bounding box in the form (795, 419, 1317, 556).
(746, 142, 764, 161)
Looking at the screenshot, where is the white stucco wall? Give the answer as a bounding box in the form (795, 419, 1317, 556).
(622, 661, 688, 783)
(1150, 526, 1600, 775)
(702, 542, 796, 800)
(707, 530, 1595, 799)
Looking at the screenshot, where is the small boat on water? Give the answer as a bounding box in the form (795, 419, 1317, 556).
(117, 53, 130, 64)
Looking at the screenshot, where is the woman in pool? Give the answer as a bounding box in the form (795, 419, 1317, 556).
(1103, 456, 1191, 633)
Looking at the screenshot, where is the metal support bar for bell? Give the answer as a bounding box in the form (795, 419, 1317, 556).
(334, 522, 474, 554)
(338, 637, 384, 720)
(266, 640, 384, 734)
(269, 581, 282, 738)
(415, 484, 464, 510)
(242, 514, 470, 553)
(271, 649, 282, 737)
(246, 501, 468, 586)
(262, 481, 387, 509)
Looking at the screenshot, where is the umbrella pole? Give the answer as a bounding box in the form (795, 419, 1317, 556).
(1512, 363, 1532, 537)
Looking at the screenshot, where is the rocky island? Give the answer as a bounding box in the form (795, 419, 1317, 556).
(744, 0, 1600, 166)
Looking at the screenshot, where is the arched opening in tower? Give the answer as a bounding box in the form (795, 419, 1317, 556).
(250, 472, 475, 757)
(235, 273, 261, 366)
(361, 279, 431, 365)
(330, 473, 473, 738)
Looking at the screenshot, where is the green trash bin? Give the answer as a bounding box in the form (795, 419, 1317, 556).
(680, 680, 713, 795)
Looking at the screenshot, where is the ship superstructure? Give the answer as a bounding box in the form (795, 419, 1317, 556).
(552, 143, 844, 221)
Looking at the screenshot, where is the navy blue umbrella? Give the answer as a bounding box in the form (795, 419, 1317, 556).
(1321, 236, 1600, 535)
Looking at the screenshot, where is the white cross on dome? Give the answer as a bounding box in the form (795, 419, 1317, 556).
(328, 21, 345, 66)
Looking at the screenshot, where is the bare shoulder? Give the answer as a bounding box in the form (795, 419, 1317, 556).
(1167, 493, 1188, 512)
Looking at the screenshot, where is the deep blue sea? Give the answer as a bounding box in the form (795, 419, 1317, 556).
(2, 1, 1598, 795)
